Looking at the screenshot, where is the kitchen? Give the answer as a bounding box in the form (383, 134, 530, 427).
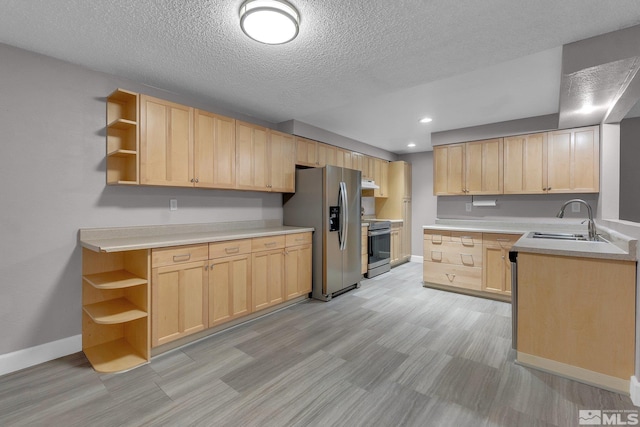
(3, 1, 640, 425)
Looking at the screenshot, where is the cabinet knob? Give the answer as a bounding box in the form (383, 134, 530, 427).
(204, 265, 209, 271)
(190, 178, 195, 183)
(211, 264, 215, 269)
(195, 178, 199, 183)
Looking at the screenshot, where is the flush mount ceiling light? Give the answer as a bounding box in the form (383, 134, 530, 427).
(407, 142, 416, 148)
(239, 0, 300, 45)
(419, 117, 433, 123)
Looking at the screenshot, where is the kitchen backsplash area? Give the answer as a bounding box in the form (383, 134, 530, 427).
(437, 193, 599, 219)
(362, 196, 376, 218)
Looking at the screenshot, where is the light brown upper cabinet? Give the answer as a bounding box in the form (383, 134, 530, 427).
(464, 138, 503, 195)
(433, 143, 465, 195)
(317, 142, 337, 167)
(546, 126, 599, 193)
(194, 110, 236, 189)
(503, 126, 599, 194)
(295, 136, 318, 167)
(373, 158, 389, 197)
(336, 148, 353, 169)
(236, 122, 295, 193)
(140, 95, 194, 187)
(503, 133, 547, 194)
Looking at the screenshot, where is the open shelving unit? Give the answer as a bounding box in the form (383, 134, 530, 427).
(82, 248, 150, 373)
(106, 89, 139, 185)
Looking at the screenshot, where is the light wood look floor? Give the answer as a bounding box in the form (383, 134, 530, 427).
(1, 262, 636, 426)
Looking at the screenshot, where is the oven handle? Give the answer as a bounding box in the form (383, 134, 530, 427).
(368, 229, 391, 237)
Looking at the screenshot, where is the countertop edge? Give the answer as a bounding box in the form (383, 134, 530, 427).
(80, 226, 315, 253)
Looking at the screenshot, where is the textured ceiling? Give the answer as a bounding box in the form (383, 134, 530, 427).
(1, 1, 640, 153)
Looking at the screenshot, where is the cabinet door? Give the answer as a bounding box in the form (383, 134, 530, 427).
(208, 254, 251, 327)
(390, 227, 400, 265)
(236, 121, 269, 191)
(482, 234, 518, 296)
(194, 110, 236, 189)
(503, 133, 547, 194)
(546, 129, 573, 193)
(433, 144, 465, 195)
(269, 130, 296, 193)
(252, 249, 284, 311)
(336, 148, 353, 169)
(364, 156, 376, 180)
(352, 152, 364, 173)
(295, 137, 318, 167)
(140, 95, 194, 186)
(285, 244, 312, 300)
(402, 199, 411, 261)
(317, 143, 337, 167)
(152, 260, 208, 347)
(572, 126, 599, 192)
(465, 138, 503, 195)
(374, 159, 389, 197)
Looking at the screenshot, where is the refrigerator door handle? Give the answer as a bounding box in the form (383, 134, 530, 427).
(340, 181, 349, 251)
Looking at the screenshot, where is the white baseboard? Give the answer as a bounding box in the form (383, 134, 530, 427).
(0, 335, 81, 377)
(410, 255, 424, 263)
(631, 376, 640, 406)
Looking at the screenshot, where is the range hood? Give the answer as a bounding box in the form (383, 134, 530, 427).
(361, 179, 379, 189)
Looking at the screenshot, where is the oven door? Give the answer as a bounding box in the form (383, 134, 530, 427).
(368, 229, 391, 269)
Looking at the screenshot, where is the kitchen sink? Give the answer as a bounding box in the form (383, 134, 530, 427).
(530, 232, 608, 242)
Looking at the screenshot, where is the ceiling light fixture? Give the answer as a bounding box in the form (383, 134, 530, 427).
(239, 0, 300, 45)
(419, 117, 432, 123)
(407, 143, 416, 148)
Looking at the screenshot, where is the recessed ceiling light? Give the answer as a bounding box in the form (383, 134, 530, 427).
(419, 117, 432, 123)
(239, 0, 300, 45)
(578, 104, 596, 115)
(407, 143, 416, 148)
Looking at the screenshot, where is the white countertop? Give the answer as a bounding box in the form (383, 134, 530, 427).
(80, 221, 314, 253)
(423, 218, 637, 261)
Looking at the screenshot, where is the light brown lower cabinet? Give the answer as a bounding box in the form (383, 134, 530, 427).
(423, 229, 519, 300)
(361, 225, 368, 275)
(284, 233, 312, 300)
(252, 235, 286, 312)
(482, 233, 519, 297)
(208, 252, 252, 328)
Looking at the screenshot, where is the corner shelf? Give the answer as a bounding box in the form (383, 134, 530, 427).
(107, 89, 139, 185)
(82, 248, 150, 373)
(83, 298, 147, 324)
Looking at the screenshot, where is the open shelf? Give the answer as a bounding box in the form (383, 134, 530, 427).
(83, 270, 147, 290)
(109, 180, 138, 185)
(83, 298, 147, 324)
(107, 149, 137, 158)
(83, 338, 147, 373)
(108, 118, 137, 130)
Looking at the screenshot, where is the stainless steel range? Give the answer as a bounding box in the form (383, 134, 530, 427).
(367, 221, 391, 278)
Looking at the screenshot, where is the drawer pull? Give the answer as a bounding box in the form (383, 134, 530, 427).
(430, 250, 442, 261)
(496, 238, 511, 242)
(460, 253, 474, 266)
(225, 247, 240, 254)
(173, 254, 191, 262)
(445, 273, 456, 282)
(296, 238, 306, 242)
(432, 235, 443, 244)
(264, 242, 277, 247)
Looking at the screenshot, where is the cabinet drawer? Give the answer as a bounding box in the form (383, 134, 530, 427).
(285, 232, 312, 247)
(483, 233, 521, 246)
(423, 262, 482, 290)
(424, 229, 451, 243)
(450, 231, 482, 247)
(424, 241, 483, 267)
(209, 239, 252, 259)
(152, 244, 208, 267)
(252, 235, 285, 252)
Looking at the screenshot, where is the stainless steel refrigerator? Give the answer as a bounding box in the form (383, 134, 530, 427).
(283, 166, 362, 301)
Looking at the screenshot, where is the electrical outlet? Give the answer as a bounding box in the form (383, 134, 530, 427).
(572, 202, 580, 213)
(465, 202, 472, 212)
(170, 199, 178, 211)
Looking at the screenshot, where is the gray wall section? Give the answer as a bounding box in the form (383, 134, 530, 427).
(278, 119, 397, 162)
(436, 193, 599, 219)
(620, 117, 640, 222)
(0, 43, 283, 355)
(431, 114, 559, 146)
(398, 152, 438, 256)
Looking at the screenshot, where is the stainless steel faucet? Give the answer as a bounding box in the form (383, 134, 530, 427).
(556, 199, 597, 241)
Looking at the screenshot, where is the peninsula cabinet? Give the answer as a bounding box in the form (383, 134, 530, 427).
(151, 244, 209, 347)
(252, 235, 286, 311)
(82, 248, 150, 373)
(208, 240, 252, 328)
(139, 95, 194, 187)
(423, 230, 483, 291)
(106, 89, 139, 185)
(284, 232, 313, 300)
(236, 123, 295, 192)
